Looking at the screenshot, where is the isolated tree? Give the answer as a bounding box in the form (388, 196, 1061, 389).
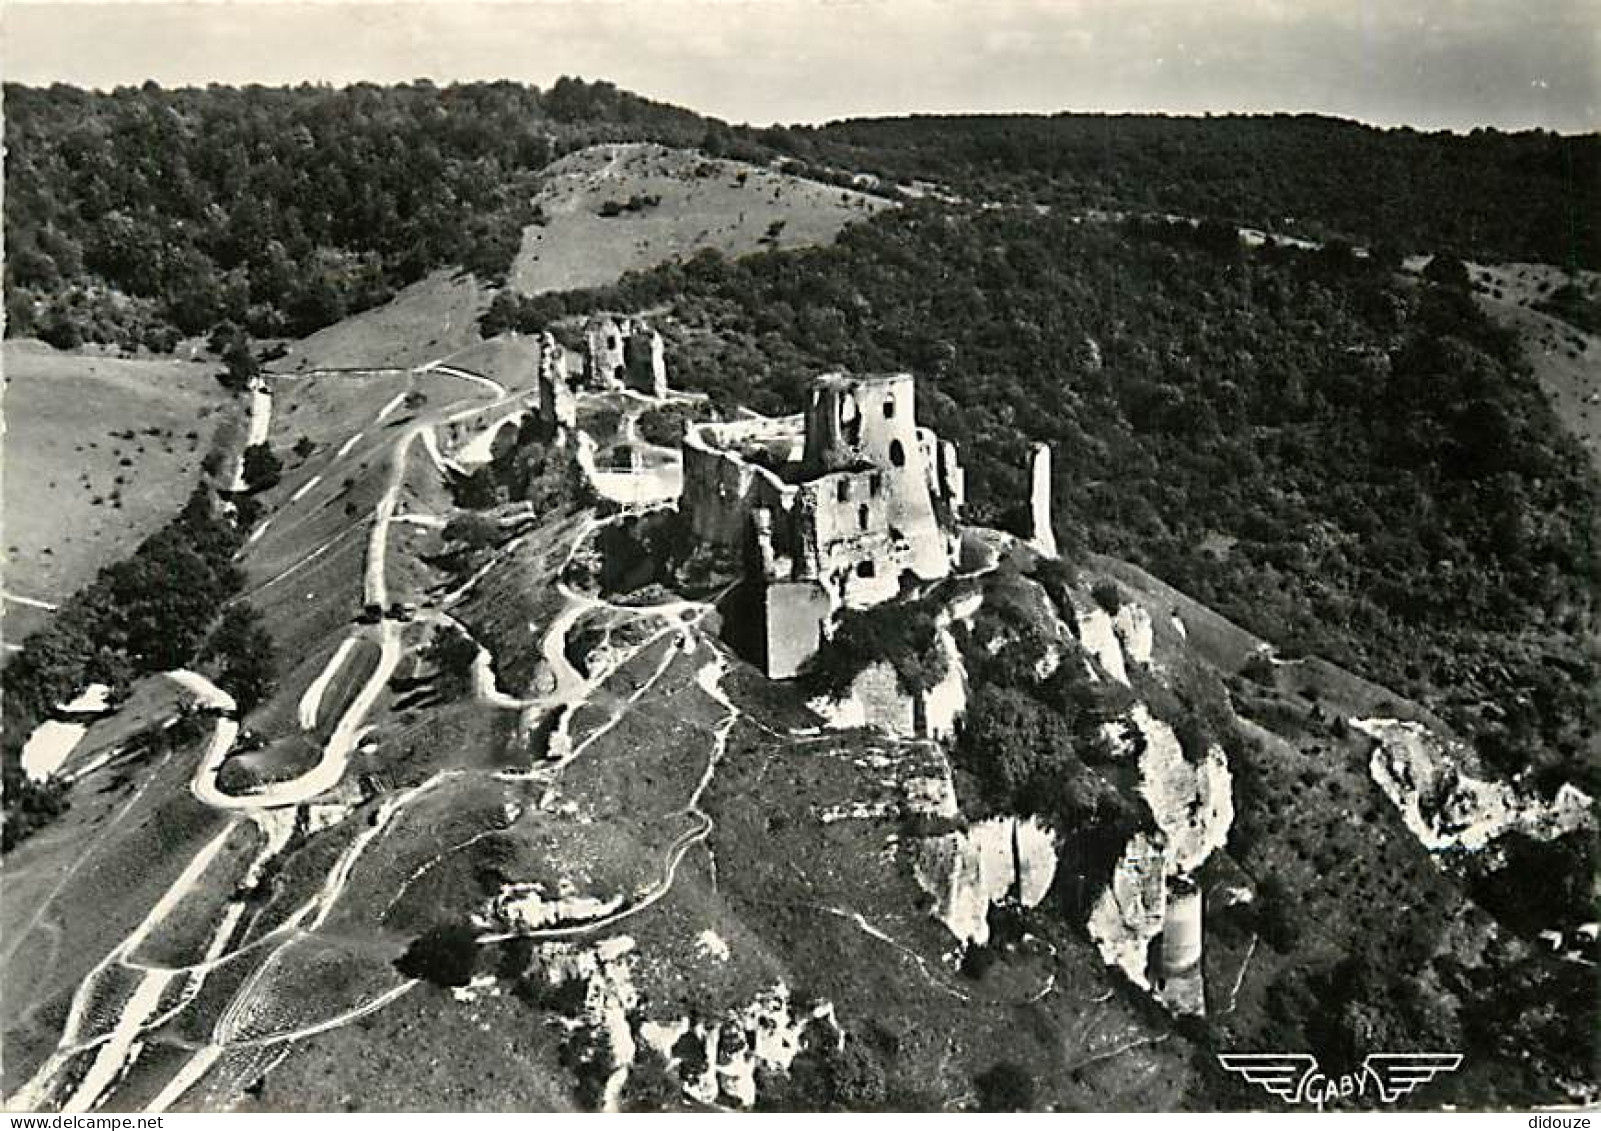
(974, 1062, 1036, 1111)
(425, 625, 478, 699)
(1422, 253, 1472, 292)
(220, 337, 259, 392)
(240, 443, 282, 492)
(394, 922, 478, 987)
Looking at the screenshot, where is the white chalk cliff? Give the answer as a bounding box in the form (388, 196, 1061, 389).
(910, 815, 1058, 947)
(1355, 717, 1594, 860)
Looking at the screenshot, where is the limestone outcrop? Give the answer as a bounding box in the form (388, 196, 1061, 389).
(910, 815, 1058, 947)
(1090, 705, 1234, 1014)
(538, 934, 840, 1111)
(1088, 831, 1167, 989)
(1075, 605, 1130, 684)
(1355, 717, 1595, 860)
(808, 626, 967, 742)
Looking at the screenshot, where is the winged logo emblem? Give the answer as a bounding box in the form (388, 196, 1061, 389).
(1362, 1053, 1464, 1103)
(1218, 1051, 1462, 1107)
(1216, 1053, 1318, 1103)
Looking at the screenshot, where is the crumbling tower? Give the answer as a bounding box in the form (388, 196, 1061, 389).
(583, 314, 669, 398)
(1027, 442, 1057, 557)
(536, 331, 577, 432)
(584, 316, 628, 388)
(802, 372, 919, 475)
(789, 373, 955, 604)
(623, 328, 668, 399)
(1159, 875, 1205, 1016)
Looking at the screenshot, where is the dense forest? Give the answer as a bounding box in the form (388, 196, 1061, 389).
(0, 485, 274, 850)
(7, 79, 1597, 355)
(503, 206, 1599, 798)
(773, 114, 1601, 268)
(2, 78, 725, 350)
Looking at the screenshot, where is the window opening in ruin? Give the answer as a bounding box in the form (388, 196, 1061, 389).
(836, 480, 849, 503)
(883, 397, 896, 419)
(889, 439, 906, 467)
(608, 335, 620, 351)
(869, 472, 883, 497)
(856, 560, 876, 579)
(857, 504, 869, 530)
(840, 392, 862, 446)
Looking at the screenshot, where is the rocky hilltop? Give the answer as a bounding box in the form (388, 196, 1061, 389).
(5, 307, 1594, 1114)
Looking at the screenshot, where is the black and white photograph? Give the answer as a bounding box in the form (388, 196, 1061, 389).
(0, 0, 1596, 1116)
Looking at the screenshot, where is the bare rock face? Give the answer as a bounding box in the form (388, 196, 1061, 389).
(537, 936, 642, 1111)
(1126, 706, 1233, 874)
(1090, 706, 1233, 1004)
(911, 815, 1058, 946)
(807, 628, 967, 742)
(1075, 605, 1129, 685)
(616, 974, 841, 1109)
(1355, 717, 1595, 860)
(1113, 602, 1154, 669)
(1088, 831, 1167, 989)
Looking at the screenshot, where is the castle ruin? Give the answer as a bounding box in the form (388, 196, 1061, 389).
(680, 372, 966, 678)
(536, 330, 578, 433)
(584, 314, 668, 398)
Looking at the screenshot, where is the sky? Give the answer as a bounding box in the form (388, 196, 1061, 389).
(3, 0, 1596, 133)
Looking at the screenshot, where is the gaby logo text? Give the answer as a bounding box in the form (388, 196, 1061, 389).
(1217, 1052, 1463, 1107)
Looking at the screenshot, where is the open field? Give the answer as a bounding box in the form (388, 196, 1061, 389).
(1, 341, 231, 640)
(510, 143, 890, 295)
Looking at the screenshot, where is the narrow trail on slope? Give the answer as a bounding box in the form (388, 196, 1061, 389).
(11, 365, 510, 1115)
(297, 637, 359, 730)
(18, 359, 749, 1114)
(121, 360, 557, 1108)
(228, 380, 275, 492)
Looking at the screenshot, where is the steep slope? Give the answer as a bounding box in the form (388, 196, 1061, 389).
(1, 342, 232, 644)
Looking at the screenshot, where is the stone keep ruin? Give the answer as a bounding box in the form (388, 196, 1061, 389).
(583, 314, 668, 399)
(681, 372, 967, 678)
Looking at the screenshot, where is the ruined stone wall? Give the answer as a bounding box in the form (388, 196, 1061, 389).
(537, 331, 577, 432)
(679, 419, 798, 549)
(762, 580, 833, 680)
(1027, 442, 1057, 557)
(677, 372, 968, 679)
(622, 330, 667, 398)
(1161, 881, 1203, 975)
(797, 466, 952, 607)
(792, 471, 912, 607)
(584, 315, 628, 389)
(802, 373, 921, 475)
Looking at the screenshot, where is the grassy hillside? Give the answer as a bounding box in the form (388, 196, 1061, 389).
(1, 341, 231, 636)
(2, 79, 725, 353)
(1468, 262, 1601, 468)
(509, 143, 887, 295)
(268, 270, 490, 375)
